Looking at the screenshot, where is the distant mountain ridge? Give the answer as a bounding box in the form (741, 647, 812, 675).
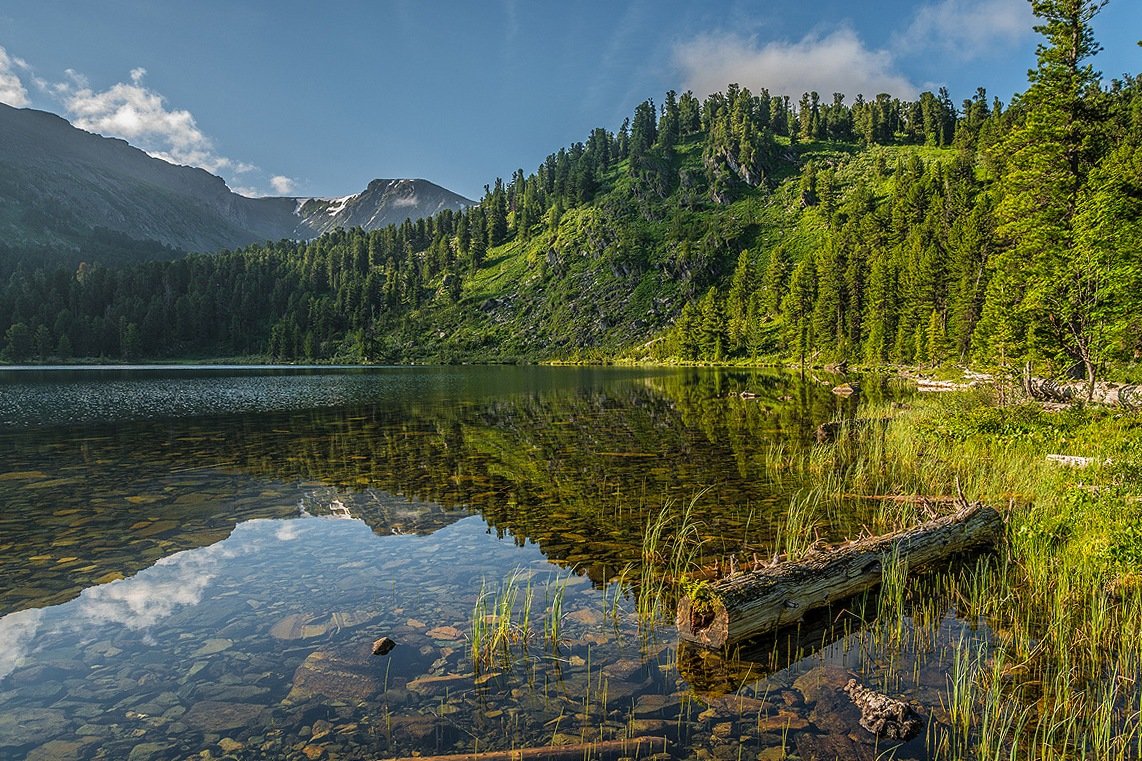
(294, 178, 475, 238)
(0, 103, 473, 265)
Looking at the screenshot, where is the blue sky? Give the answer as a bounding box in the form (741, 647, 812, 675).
(0, 0, 1138, 200)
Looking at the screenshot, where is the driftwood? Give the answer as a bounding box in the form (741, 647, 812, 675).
(1026, 377, 1142, 408)
(1046, 454, 1105, 468)
(377, 736, 668, 761)
(843, 679, 922, 740)
(677, 500, 1003, 648)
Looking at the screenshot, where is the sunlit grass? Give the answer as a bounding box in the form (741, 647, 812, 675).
(802, 387, 1142, 759)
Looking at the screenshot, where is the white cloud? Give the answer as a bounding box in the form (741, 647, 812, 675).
(270, 175, 297, 194)
(674, 27, 919, 102)
(898, 0, 1034, 60)
(57, 67, 239, 175)
(0, 45, 30, 107)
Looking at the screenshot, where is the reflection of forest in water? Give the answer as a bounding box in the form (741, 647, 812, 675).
(0, 368, 886, 614)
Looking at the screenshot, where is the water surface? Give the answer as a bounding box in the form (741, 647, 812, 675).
(0, 365, 981, 759)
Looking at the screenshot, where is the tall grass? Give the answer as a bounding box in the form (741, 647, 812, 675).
(470, 569, 534, 670)
(637, 491, 708, 625)
(810, 387, 1142, 759)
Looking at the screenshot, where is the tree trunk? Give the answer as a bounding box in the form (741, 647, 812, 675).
(1026, 376, 1142, 408)
(676, 501, 1003, 649)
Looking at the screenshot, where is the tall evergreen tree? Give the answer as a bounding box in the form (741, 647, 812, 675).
(987, 0, 1108, 390)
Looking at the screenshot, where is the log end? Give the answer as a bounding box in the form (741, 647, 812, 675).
(676, 593, 730, 649)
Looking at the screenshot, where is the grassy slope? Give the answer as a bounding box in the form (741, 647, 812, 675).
(416, 139, 972, 365)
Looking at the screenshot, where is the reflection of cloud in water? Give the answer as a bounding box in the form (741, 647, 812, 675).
(25, 518, 314, 640)
(274, 520, 305, 542)
(76, 540, 238, 630)
(0, 608, 45, 680)
(0, 515, 362, 679)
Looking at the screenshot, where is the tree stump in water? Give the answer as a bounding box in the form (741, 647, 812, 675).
(843, 679, 922, 740)
(676, 500, 1003, 648)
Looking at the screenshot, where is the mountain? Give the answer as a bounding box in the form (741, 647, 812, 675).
(295, 179, 475, 238)
(0, 103, 473, 266)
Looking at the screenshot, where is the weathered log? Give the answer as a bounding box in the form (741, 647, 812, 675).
(377, 735, 668, 761)
(1046, 454, 1106, 468)
(843, 679, 922, 740)
(1026, 377, 1142, 408)
(677, 501, 1003, 648)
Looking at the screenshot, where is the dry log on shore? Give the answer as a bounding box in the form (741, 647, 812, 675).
(1026, 377, 1142, 408)
(676, 501, 1003, 649)
(1046, 454, 1105, 468)
(377, 736, 668, 761)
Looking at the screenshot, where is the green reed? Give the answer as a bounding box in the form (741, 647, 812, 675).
(774, 488, 821, 561)
(780, 384, 1142, 759)
(637, 490, 708, 624)
(470, 569, 533, 669)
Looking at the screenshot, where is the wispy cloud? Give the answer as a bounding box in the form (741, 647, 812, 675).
(674, 27, 919, 101)
(0, 45, 30, 107)
(897, 0, 1034, 60)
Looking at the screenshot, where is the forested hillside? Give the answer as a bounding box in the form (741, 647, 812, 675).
(1, 1, 1138, 382)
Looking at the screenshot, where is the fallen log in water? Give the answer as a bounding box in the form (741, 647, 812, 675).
(377, 736, 668, 761)
(676, 500, 1003, 648)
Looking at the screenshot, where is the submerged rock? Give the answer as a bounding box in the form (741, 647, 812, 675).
(0, 708, 70, 748)
(182, 700, 266, 731)
(286, 651, 379, 704)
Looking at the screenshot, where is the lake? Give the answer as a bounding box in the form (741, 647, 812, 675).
(0, 365, 985, 760)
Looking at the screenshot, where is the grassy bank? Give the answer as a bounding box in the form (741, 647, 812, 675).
(807, 387, 1142, 758)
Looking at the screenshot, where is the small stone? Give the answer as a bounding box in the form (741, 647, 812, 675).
(270, 613, 328, 640)
(301, 745, 325, 760)
(371, 636, 396, 656)
(218, 738, 243, 753)
(182, 701, 265, 732)
(793, 665, 853, 704)
(26, 739, 92, 761)
(193, 639, 233, 656)
(566, 608, 602, 626)
(425, 625, 463, 641)
(126, 742, 173, 761)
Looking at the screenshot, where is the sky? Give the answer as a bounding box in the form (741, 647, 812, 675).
(0, 0, 1138, 200)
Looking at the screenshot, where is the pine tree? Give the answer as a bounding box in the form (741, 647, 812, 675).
(987, 0, 1108, 390)
(725, 250, 753, 353)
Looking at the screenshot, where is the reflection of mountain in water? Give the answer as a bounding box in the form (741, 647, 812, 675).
(0, 369, 880, 614)
(302, 488, 466, 537)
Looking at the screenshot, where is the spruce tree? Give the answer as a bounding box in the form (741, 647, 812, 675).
(987, 0, 1108, 390)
